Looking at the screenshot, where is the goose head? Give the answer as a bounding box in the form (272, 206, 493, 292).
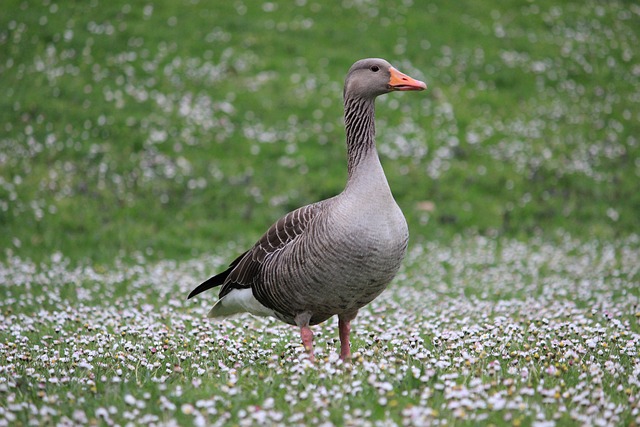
(343, 58, 427, 100)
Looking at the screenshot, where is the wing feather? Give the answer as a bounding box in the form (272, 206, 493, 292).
(186, 250, 248, 299)
(188, 202, 324, 301)
(219, 202, 323, 298)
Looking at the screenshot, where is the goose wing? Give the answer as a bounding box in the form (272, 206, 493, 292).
(187, 202, 323, 300)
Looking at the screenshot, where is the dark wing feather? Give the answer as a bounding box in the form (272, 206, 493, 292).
(187, 202, 323, 301)
(187, 251, 248, 299)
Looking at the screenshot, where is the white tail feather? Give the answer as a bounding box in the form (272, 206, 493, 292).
(207, 288, 275, 318)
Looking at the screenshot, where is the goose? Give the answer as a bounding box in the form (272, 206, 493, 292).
(188, 58, 426, 361)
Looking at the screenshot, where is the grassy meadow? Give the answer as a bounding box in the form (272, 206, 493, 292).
(1, 0, 639, 425)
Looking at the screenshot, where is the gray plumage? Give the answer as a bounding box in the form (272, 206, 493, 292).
(188, 58, 426, 360)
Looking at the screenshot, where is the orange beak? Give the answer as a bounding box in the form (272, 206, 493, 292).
(388, 67, 427, 91)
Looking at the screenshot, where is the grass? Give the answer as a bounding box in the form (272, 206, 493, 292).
(1, 0, 639, 263)
(1, 236, 639, 425)
(1, 0, 639, 425)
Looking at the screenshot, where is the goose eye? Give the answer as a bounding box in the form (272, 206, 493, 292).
(370, 65, 380, 72)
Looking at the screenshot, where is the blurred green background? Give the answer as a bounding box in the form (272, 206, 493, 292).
(1, 0, 638, 264)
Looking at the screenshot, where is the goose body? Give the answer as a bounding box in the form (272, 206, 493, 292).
(188, 58, 426, 360)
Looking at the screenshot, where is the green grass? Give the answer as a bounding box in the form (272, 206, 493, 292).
(1, 0, 639, 425)
(1, 237, 639, 425)
(1, 0, 638, 263)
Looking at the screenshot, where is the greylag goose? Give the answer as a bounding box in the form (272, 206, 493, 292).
(188, 58, 426, 361)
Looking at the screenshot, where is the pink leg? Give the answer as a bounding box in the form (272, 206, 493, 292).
(338, 314, 356, 361)
(295, 312, 315, 362)
(300, 325, 315, 362)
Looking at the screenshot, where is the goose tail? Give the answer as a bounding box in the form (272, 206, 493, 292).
(207, 288, 275, 318)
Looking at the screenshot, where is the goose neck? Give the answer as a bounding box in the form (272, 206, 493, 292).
(344, 96, 377, 177)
